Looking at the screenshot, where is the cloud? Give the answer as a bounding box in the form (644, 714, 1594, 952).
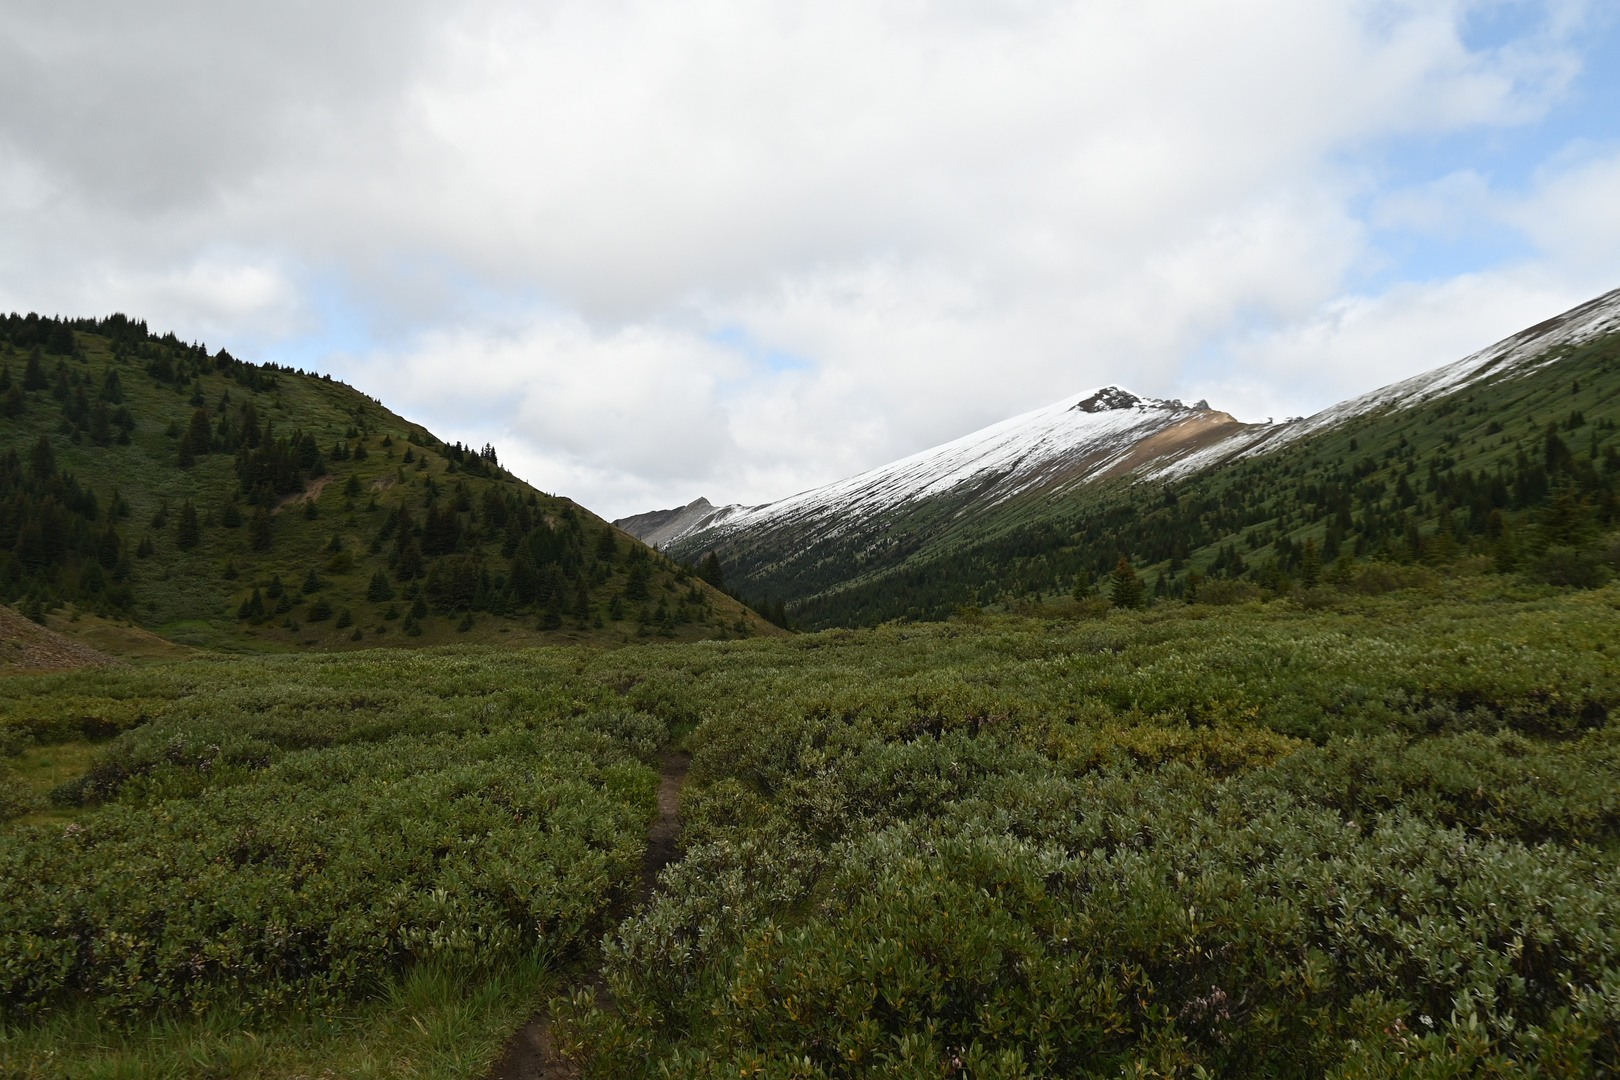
(0, 0, 1607, 517)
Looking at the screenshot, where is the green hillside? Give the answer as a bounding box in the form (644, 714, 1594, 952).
(753, 315, 1620, 627)
(0, 313, 779, 651)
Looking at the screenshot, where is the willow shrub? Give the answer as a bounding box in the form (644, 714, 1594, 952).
(555, 585, 1620, 1079)
(0, 718, 660, 1020)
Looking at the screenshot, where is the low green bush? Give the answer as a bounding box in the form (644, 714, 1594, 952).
(1, 724, 658, 1020)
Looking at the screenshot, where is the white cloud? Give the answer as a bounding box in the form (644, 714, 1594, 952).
(0, 0, 1608, 517)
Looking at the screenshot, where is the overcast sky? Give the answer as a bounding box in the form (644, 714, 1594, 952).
(3, 1, 1619, 517)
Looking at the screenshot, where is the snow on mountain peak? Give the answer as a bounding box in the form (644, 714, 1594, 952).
(1072, 387, 1207, 413)
(619, 385, 1252, 550)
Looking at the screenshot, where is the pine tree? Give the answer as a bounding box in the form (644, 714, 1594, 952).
(699, 552, 725, 588)
(1300, 537, 1321, 589)
(186, 408, 212, 457)
(366, 568, 395, 602)
(176, 500, 200, 551)
(238, 588, 265, 620)
(396, 541, 424, 581)
(1109, 557, 1142, 609)
(29, 436, 54, 480)
(23, 348, 46, 392)
(624, 563, 650, 602)
(222, 500, 242, 528)
(302, 567, 322, 594)
(249, 506, 273, 551)
(573, 579, 591, 623)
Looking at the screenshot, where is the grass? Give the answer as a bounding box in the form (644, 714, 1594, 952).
(0, 958, 554, 1080)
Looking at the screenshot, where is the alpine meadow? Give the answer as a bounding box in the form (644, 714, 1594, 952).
(2, 286, 1619, 1080)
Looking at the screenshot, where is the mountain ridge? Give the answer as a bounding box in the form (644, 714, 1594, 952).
(621, 286, 1620, 626)
(618, 388, 1261, 550)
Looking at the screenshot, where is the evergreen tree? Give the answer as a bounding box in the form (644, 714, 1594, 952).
(699, 551, 725, 588)
(543, 590, 563, 630)
(366, 568, 395, 602)
(29, 436, 53, 480)
(509, 550, 539, 604)
(249, 506, 273, 551)
(238, 588, 265, 620)
(222, 500, 242, 528)
(624, 563, 650, 602)
(1300, 537, 1321, 589)
(573, 579, 591, 623)
(176, 500, 200, 551)
(1109, 557, 1143, 609)
(302, 567, 322, 594)
(22, 348, 46, 392)
(185, 408, 212, 457)
(396, 540, 425, 581)
(596, 527, 619, 563)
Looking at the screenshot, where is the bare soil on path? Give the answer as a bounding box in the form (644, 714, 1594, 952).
(487, 750, 691, 1080)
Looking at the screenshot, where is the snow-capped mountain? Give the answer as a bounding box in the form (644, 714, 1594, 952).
(1151, 285, 1620, 482)
(619, 387, 1263, 552)
(617, 285, 1620, 610)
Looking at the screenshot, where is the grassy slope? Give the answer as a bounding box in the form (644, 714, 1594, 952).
(0, 330, 781, 651)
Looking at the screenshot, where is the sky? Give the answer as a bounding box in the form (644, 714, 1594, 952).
(2, 0, 1619, 519)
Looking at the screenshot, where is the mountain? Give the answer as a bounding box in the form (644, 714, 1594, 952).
(625, 287, 1620, 627)
(0, 313, 780, 652)
(623, 387, 1256, 551)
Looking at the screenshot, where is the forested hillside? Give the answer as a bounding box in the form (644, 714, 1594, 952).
(0, 313, 776, 651)
(742, 312, 1620, 628)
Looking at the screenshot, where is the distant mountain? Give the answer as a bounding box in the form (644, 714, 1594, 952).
(0, 313, 779, 651)
(623, 388, 1257, 550)
(624, 287, 1620, 627)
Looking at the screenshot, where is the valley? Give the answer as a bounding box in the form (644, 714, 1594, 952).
(2, 294, 1619, 1078)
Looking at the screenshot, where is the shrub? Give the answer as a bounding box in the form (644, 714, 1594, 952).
(1530, 544, 1614, 588)
(1195, 579, 1260, 605)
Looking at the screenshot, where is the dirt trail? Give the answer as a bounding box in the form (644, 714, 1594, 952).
(488, 751, 691, 1080)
